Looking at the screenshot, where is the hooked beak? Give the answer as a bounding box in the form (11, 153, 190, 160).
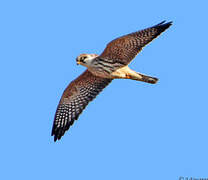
(76, 58, 81, 65)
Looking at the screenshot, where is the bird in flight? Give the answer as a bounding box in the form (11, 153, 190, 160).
(51, 20, 172, 141)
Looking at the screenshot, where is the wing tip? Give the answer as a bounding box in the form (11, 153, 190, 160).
(51, 129, 64, 142)
(51, 122, 65, 142)
(51, 124, 69, 142)
(155, 20, 173, 28)
(51, 128, 58, 142)
(150, 20, 173, 36)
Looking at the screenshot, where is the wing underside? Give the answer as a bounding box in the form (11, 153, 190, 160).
(51, 70, 112, 141)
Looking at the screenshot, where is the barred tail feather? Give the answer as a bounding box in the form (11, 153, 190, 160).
(129, 72, 158, 84)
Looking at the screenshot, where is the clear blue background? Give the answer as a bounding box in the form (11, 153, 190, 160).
(1, 0, 207, 179)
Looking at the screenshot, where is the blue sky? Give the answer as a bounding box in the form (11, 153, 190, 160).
(1, 0, 208, 179)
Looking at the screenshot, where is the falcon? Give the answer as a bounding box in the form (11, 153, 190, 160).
(52, 20, 172, 141)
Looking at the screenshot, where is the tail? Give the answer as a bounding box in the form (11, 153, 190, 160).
(128, 72, 158, 84)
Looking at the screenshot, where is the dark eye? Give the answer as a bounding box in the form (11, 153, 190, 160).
(80, 56, 86, 62)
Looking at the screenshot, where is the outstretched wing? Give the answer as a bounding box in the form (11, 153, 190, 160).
(51, 70, 112, 141)
(99, 21, 172, 66)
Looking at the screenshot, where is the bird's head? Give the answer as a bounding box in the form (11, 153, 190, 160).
(76, 54, 98, 67)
